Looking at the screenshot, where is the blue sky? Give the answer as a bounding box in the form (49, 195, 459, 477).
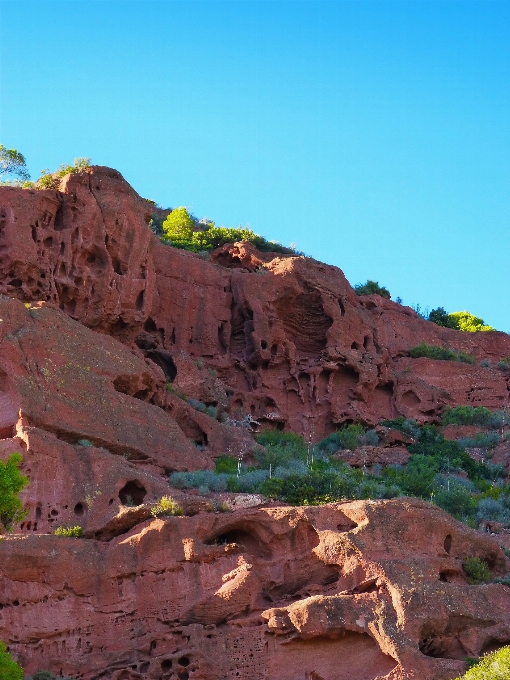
(1, 0, 509, 331)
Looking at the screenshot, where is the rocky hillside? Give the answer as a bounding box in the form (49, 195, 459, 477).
(0, 166, 509, 680)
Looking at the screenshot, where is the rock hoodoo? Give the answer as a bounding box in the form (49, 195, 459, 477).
(0, 167, 509, 680)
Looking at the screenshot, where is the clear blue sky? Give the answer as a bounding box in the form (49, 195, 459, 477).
(1, 1, 509, 331)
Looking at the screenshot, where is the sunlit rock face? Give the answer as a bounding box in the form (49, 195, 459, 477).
(1, 169, 510, 680)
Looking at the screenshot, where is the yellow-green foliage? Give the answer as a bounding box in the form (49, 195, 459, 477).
(38, 158, 91, 189)
(463, 556, 491, 584)
(449, 311, 494, 332)
(0, 641, 23, 680)
(0, 453, 28, 532)
(151, 495, 183, 518)
(162, 207, 195, 242)
(54, 525, 83, 537)
(161, 207, 298, 254)
(454, 646, 510, 679)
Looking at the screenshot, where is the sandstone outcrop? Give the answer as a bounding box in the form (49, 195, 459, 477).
(1, 168, 510, 680)
(1, 499, 509, 680)
(2, 168, 510, 442)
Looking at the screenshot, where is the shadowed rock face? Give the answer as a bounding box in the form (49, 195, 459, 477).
(1, 500, 509, 680)
(1, 168, 510, 680)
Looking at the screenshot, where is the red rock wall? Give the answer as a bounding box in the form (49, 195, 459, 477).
(2, 167, 510, 440)
(2, 500, 510, 680)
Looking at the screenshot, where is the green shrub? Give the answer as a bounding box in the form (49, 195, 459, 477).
(410, 343, 474, 364)
(0, 641, 23, 680)
(428, 307, 459, 329)
(215, 456, 238, 474)
(161, 207, 300, 255)
(37, 158, 91, 189)
(255, 431, 307, 468)
(353, 280, 390, 299)
(150, 496, 183, 517)
(53, 525, 83, 537)
(458, 432, 500, 450)
(463, 556, 491, 584)
(442, 406, 503, 428)
(453, 646, 510, 680)
(0, 453, 28, 532)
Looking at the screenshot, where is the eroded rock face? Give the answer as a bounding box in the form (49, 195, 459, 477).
(1, 169, 510, 680)
(2, 170, 510, 440)
(1, 500, 509, 680)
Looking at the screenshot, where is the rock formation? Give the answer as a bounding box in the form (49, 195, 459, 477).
(0, 167, 509, 680)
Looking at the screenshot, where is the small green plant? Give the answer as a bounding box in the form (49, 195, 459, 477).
(493, 574, 510, 587)
(497, 360, 510, 371)
(353, 280, 390, 299)
(0, 453, 28, 532)
(150, 496, 183, 518)
(54, 525, 83, 537)
(0, 641, 23, 680)
(77, 439, 94, 447)
(453, 646, 510, 679)
(37, 158, 91, 189)
(463, 556, 491, 584)
(410, 343, 474, 364)
(165, 383, 187, 400)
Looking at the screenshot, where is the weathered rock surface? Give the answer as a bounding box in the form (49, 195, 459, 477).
(2, 168, 510, 441)
(1, 499, 509, 680)
(2, 168, 510, 680)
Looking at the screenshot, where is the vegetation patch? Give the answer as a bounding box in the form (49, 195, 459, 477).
(410, 342, 475, 364)
(160, 206, 301, 255)
(53, 525, 83, 537)
(150, 496, 183, 518)
(353, 280, 391, 299)
(453, 646, 510, 679)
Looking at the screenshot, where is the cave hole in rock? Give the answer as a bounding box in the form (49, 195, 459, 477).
(50, 509, 59, 517)
(444, 534, 452, 554)
(351, 342, 360, 350)
(419, 632, 467, 660)
(178, 656, 190, 667)
(161, 659, 173, 671)
(336, 513, 358, 532)
(144, 350, 177, 382)
(119, 481, 147, 506)
(480, 638, 510, 656)
(177, 672, 189, 680)
(74, 502, 86, 517)
(9, 279, 22, 288)
(401, 390, 421, 408)
(261, 340, 268, 349)
(135, 289, 145, 311)
(206, 526, 270, 558)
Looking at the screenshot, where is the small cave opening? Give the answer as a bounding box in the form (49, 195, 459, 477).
(420, 631, 467, 660)
(178, 656, 190, 666)
(161, 659, 173, 672)
(74, 502, 86, 517)
(206, 527, 270, 559)
(444, 534, 452, 554)
(119, 481, 147, 506)
(351, 342, 360, 350)
(144, 350, 177, 382)
(336, 513, 358, 532)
